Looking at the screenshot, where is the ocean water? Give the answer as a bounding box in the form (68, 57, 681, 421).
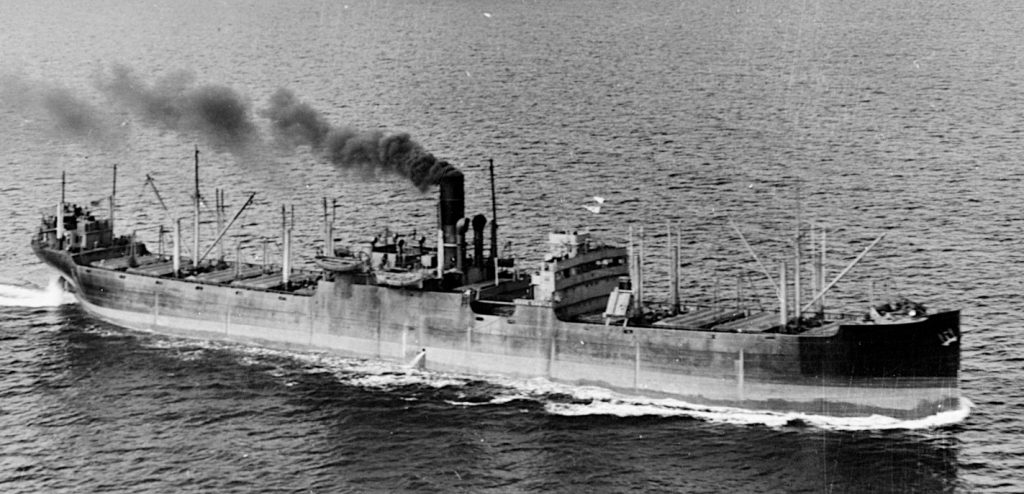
(1, 0, 1022, 491)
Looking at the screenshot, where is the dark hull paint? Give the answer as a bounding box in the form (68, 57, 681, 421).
(800, 311, 960, 379)
(33, 240, 962, 420)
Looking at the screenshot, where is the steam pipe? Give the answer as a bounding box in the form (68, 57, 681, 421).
(456, 217, 469, 272)
(55, 202, 64, 248)
(437, 227, 444, 279)
(173, 218, 181, 277)
(283, 229, 291, 286)
(57, 171, 65, 248)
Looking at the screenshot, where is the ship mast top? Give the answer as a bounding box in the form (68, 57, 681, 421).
(194, 146, 200, 200)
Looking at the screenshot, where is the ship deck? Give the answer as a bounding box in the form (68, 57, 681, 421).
(79, 250, 872, 335)
(572, 303, 863, 335)
(84, 253, 322, 295)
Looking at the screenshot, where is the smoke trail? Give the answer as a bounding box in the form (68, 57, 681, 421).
(0, 72, 120, 141)
(261, 88, 331, 147)
(263, 88, 460, 189)
(41, 87, 108, 136)
(94, 64, 258, 149)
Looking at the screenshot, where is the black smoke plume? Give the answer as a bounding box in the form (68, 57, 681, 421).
(94, 64, 257, 149)
(0, 72, 120, 141)
(263, 88, 460, 189)
(41, 87, 106, 135)
(261, 88, 331, 147)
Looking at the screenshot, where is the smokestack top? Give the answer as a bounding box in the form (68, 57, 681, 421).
(439, 167, 465, 232)
(414, 160, 461, 190)
(438, 166, 463, 184)
(440, 167, 463, 179)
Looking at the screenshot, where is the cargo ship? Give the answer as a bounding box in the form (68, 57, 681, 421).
(31, 156, 963, 420)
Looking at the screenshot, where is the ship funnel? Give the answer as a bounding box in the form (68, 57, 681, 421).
(438, 171, 464, 271)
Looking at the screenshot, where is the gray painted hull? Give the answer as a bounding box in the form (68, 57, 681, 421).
(36, 244, 962, 420)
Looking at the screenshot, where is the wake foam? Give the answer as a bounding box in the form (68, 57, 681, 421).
(340, 367, 972, 431)
(140, 336, 973, 431)
(305, 356, 972, 430)
(539, 389, 973, 431)
(0, 276, 76, 308)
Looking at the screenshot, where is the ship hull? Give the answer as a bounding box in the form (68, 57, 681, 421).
(35, 243, 962, 420)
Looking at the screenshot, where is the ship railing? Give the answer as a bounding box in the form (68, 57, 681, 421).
(643, 300, 864, 322)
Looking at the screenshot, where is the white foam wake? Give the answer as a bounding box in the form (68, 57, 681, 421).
(239, 347, 974, 430)
(143, 336, 974, 431)
(0, 276, 76, 308)
(533, 381, 974, 431)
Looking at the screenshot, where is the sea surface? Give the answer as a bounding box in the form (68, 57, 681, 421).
(1, 0, 1022, 491)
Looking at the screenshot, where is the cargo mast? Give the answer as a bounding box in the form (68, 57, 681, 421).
(193, 146, 201, 269)
(489, 159, 499, 270)
(111, 164, 117, 233)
